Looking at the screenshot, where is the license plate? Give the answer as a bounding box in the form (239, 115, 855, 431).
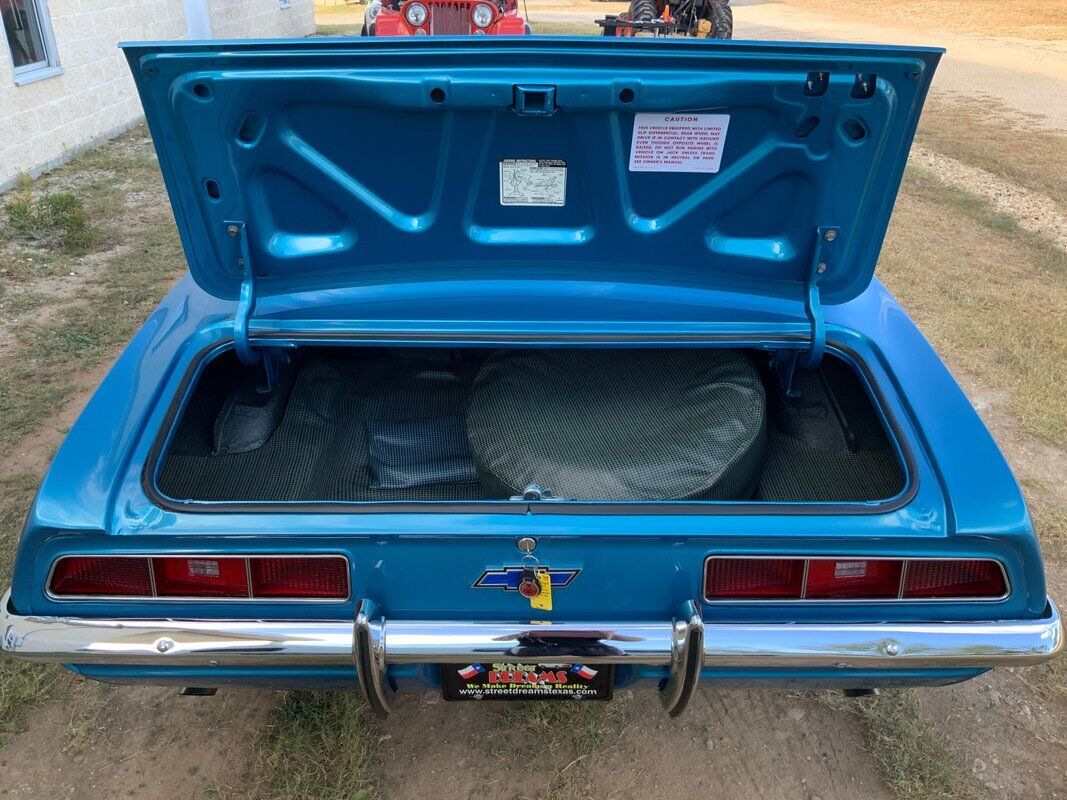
(441, 662, 614, 701)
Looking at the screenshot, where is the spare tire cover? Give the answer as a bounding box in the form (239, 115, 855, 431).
(466, 350, 767, 501)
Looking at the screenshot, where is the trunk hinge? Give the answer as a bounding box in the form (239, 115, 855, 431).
(224, 221, 284, 392)
(776, 225, 839, 396)
(224, 221, 258, 365)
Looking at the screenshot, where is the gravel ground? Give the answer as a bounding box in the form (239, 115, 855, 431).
(910, 146, 1067, 251)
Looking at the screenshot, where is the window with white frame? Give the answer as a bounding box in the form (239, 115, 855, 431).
(1, 0, 61, 84)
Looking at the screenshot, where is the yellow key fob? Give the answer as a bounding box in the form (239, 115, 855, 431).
(530, 570, 553, 611)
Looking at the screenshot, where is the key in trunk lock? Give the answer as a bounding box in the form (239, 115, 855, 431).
(516, 552, 554, 610)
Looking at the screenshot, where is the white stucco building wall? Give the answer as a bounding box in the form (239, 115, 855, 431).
(0, 0, 315, 191)
(209, 0, 316, 39)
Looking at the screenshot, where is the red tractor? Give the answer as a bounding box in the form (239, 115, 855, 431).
(363, 0, 529, 36)
(598, 0, 732, 38)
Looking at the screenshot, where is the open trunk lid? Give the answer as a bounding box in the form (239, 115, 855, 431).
(121, 37, 940, 328)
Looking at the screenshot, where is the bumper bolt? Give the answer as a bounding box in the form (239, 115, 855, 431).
(156, 638, 175, 653)
(883, 641, 901, 657)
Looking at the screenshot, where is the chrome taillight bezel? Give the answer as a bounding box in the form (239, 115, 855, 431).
(702, 554, 1010, 603)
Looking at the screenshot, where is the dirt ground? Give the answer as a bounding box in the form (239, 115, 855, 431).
(0, 2, 1064, 799)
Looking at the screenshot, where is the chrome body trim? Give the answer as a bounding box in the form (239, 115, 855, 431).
(3, 591, 1061, 712)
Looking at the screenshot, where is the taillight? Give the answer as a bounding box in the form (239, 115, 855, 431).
(804, 558, 902, 599)
(49, 555, 349, 600)
(705, 557, 804, 599)
(250, 557, 349, 599)
(49, 556, 152, 597)
(704, 557, 1006, 601)
(153, 557, 248, 597)
(902, 559, 1006, 599)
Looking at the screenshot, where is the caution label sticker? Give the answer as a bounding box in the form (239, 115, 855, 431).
(499, 159, 567, 206)
(628, 113, 731, 173)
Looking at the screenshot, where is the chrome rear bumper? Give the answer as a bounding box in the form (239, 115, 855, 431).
(3, 592, 1061, 717)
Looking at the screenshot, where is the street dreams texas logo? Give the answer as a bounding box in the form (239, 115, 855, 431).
(456, 663, 598, 684)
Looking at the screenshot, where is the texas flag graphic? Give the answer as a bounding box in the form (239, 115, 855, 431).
(457, 664, 485, 680)
(571, 665, 598, 680)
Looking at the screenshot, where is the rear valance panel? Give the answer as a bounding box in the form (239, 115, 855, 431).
(122, 38, 940, 312)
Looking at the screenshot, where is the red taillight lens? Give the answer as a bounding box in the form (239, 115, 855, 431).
(249, 557, 349, 599)
(48, 555, 349, 599)
(153, 557, 249, 597)
(705, 556, 1007, 601)
(705, 558, 804, 599)
(50, 556, 152, 596)
(903, 559, 1006, 599)
(804, 559, 903, 599)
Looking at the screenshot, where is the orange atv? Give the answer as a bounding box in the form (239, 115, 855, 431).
(599, 0, 732, 38)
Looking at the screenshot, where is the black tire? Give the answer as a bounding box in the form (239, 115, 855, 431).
(707, 1, 732, 38)
(627, 0, 658, 22)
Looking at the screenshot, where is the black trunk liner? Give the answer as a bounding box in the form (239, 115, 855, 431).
(160, 352, 491, 502)
(156, 349, 905, 505)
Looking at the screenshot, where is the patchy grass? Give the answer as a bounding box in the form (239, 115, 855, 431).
(491, 702, 623, 799)
(0, 128, 183, 743)
(1020, 655, 1066, 702)
(822, 690, 979, 800)
(917, 98, 1067, 208)
(0, 229, 183, 452)
(0, 290, 49, 317)
(224, 696, 622, 800)
(0, 661, 59, 747)
(0, 473, 60, 746)
(313, 2, 363, 35)
(0, 472, 38, 580)
(0, 147, 184, 453)
(316, 22, 363, 35)
(1021, 479, 1067, 544)
(61, 680, 112, 753)
(880, 166, 1067, 447)
(2, 183, 99, 256)
(494, 701, 619, 759)
(210, 692, 380, 800)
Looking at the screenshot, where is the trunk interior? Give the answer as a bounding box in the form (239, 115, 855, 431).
(154, 346, 906, 506)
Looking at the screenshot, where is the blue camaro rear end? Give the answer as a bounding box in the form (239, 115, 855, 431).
(1, 37, 1060, 717)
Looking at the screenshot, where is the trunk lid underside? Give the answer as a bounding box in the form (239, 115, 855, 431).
(123, 38, 940, 322)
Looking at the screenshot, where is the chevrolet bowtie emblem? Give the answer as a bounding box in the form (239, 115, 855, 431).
(473, 567, 580, 591)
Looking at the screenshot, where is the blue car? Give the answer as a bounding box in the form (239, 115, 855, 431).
(1, 37, 1061, 717)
